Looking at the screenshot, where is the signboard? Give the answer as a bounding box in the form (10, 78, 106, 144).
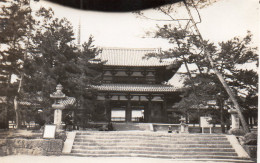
(43, 124, 56, 139)
(200, 116, 212, 128)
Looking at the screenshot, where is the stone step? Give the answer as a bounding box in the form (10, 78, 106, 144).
(75, 135, 228, 141)
(73, 142, 233, 148)
(73, 139, 230, 144)
(70, 149, 238, 156)
(69, 131, 252, 162)
(69, 153, 249, 160)
(112, 123, 151, 131)
(76, 132, 226, 137)
(72, 146, 235, 152)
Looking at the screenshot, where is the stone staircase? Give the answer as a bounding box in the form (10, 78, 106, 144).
(69, 131, 253, 162)
(112, 123, 152, 131)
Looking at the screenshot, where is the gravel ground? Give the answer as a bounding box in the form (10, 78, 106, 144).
(0, 155, 249, 163)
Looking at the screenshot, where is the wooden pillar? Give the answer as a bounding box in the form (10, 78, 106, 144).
(105, 93, 111, 122)
(141, 71, 148, 77)
(125, 94, 132, 123)
(162, 95, 167, 123)
(0, 104, 8, 129)
(126, 69, 133, 76)
(144, 103, 148, 122)
(198, 108, 201, 127)
(146, 94, 153, 122)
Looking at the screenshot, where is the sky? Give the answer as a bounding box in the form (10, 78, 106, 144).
(32, 0, 259, 50)
(28, 0, 259, 87)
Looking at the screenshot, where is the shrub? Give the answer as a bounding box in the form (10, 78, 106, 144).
(228, 128, 245, 136)
(55, 131, 66, 142)
(244, 133, 257, 145)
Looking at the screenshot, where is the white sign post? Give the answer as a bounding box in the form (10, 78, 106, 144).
(43, 124, 56, 139)
(200, 116, 212, 134)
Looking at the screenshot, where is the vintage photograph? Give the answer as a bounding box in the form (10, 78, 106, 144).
(0, 0, 258, 162)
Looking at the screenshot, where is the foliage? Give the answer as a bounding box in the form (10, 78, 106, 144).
(134, 0, 218, 21)
(0, 2, 103, 128)
(228, 128, 245, 136)
(243, 132, 257, 145)
(55, 130, 67, 141)
(0, 0, 36, 128)
(134, 0, 258, 107)
(138, 2, 258, 125)
(22, 7, 102, 122)
(0, 0, 35, 83)
(176, 33, 257, 123)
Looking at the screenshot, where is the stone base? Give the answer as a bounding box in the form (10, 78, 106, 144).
(243, 145, 257, 158)
(0, 139, 64, 156)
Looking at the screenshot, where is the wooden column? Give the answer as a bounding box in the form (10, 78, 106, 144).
(161, 95, 167, 123)
(125, 94, 133, 123)
(105, 93, 112, 122)
(145, 94, 153, 122)
(141, 71, 148, 77)
(126, 69, 133, 76)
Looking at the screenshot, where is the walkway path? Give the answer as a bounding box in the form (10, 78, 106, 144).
(0, 155, 253, 163)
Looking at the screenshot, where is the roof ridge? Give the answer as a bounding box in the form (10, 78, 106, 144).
(100, 47, 160, 51)
(100, 84, 174, 87)
(95, 47, 172, 67)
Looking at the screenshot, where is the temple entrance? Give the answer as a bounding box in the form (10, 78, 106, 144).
(111, 109, 125, 122)
(131, 109, 144, 122)
(110, 101, 146, 122)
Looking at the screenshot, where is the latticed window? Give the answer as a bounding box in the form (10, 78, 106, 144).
(113, 76, 146, 84)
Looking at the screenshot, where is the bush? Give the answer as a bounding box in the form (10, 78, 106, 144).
(55, 131, 66, 142)
(228, 128, 245, 136)
(244, 133, 257, 145)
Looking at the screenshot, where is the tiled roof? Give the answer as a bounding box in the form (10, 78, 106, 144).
(19, 97, 76, 106)
(92, 84, 177, 93)
(0, 96, 75, 106)
(96, 47, 174, 67)
(61, 97, 76, 106)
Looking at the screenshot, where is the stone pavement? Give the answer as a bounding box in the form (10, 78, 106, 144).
(0, 155, 254, 163)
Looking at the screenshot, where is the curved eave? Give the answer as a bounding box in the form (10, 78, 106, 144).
(92, 84, 179, 93)
(102, 64, 172, 67)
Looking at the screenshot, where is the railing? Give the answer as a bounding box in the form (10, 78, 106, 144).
(8, 121, 39, 129)
(111, 117, 125, 122)
(111, 117, 144, 122)
(132, 117, 144, 122)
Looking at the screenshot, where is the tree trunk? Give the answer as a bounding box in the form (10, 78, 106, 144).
(184, 0, 250, 133)
(13, 73, 23, 129)
(219, 96, 225, 133)
(14, 96, 21, 129)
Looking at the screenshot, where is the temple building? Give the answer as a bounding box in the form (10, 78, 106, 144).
(92, 47, 182, 123)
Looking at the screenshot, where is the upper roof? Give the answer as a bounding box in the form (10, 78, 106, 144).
(96, 47, 173, 67)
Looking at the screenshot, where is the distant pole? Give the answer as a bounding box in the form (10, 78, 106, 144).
(77, 19, 81, 46)
(77, 0, 83, 47)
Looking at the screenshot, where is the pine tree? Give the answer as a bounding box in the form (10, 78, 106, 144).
(23, 7, 102, 125)
(0, 0, 35, 128)
(135, 0, 257, 133)
(173, 33, 258, 132)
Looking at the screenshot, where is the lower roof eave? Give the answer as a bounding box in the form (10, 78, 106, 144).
(92, 84, 182, 94)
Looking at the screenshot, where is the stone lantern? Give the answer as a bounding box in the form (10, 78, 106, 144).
(50, 84, 66, 129)
(179, 117, 189, 133)
(228, 109, 240, 129)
